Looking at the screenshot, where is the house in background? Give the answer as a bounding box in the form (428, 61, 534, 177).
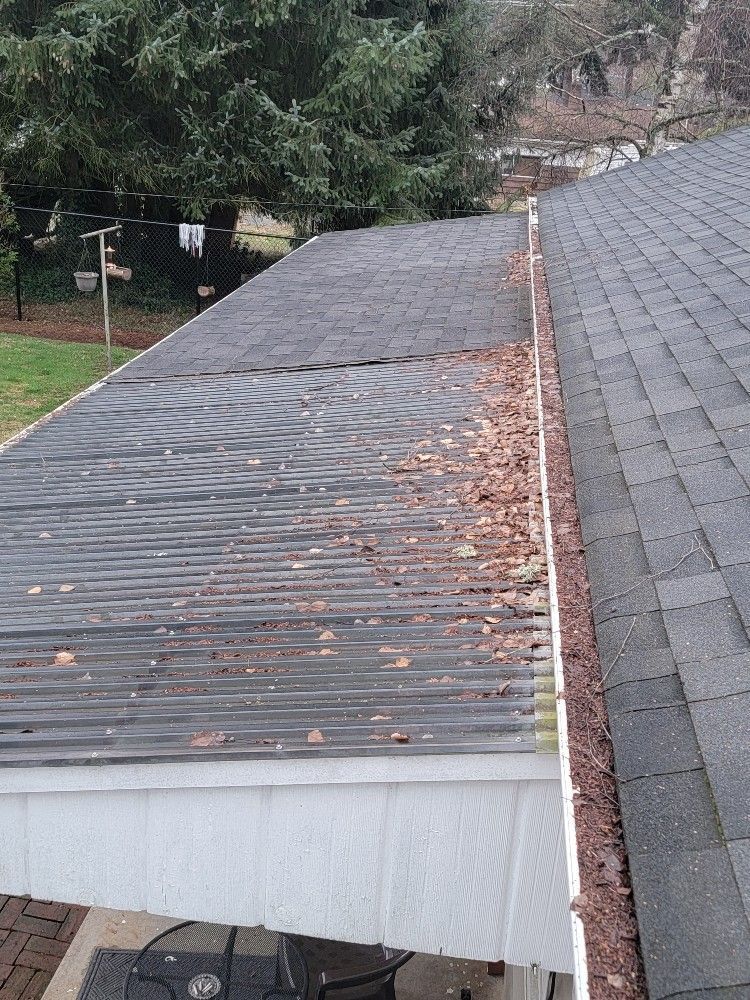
(494, 92, 692, 202)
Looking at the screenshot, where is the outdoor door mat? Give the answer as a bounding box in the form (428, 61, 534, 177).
(77, 949, 137, 999)
(77, 947, 288, 999)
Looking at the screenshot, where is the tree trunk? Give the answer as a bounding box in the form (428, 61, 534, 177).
(648, 0, 711, 154)
(206, 203, 240, 255)
(624, 63, 634, 97)
(559, 65, 573, 105)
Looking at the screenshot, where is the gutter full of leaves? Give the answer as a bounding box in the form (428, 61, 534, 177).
(527, 196, 590, 1000)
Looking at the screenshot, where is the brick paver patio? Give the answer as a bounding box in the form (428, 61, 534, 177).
(0, 897, 88, 1000)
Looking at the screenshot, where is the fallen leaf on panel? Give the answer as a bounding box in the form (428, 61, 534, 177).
(190, 730, 227, 748)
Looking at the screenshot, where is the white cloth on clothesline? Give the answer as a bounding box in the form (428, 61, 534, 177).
(178, 223, 205, 258)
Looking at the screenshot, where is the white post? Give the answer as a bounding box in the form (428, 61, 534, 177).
(99, 232, 112, 373)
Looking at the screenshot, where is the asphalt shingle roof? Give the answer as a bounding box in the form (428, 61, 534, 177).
(115, 215, 529, 378)
(540, 126, 750, 999)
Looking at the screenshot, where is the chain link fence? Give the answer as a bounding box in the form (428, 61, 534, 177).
(0, 206, 308, 350)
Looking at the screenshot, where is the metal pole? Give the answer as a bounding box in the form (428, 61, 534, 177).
(99, 232, 112, 372)
(13, 259, 22, 321)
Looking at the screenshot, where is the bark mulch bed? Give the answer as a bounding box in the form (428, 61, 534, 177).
(0, 316, 166, 351)
(523, 236, 647, 998)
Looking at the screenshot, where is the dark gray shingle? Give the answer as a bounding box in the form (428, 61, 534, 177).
(540, 126, 750, 996)
(113, 215, 529, 379)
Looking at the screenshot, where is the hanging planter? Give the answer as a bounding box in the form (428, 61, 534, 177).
(74, 238, 99, 292)
(74, 271, 99, 292)
(197, 284, 215, 298)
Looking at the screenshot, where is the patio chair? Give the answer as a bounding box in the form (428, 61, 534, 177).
(303, 942, 414, 1000)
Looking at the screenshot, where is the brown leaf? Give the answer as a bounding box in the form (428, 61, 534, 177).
(190, 730, 227, 748)
(87, 614, 103, 623)
(59, 584, 76, 593)
(334, 497, 350, 506)
(247, 458, 261, 465)
(318, 630, 336, 640)
(319, 648, 337, 656)
(378, 645, 403, 653)
(599, 848, 624, 873)
(38, 532, 52, 539)
(394, 656, 411, 668)
(570, 893, 588, 914)
(54, 651, 76, 666)
(307, 729, 326, 744)
(26, 586, 42, 595)
(390, 732, 410, 742)
(296, 600, 328, 613)
(484, 616, 503, 624)
(606, 974, 627, 991)
(370, 714, 392, 721)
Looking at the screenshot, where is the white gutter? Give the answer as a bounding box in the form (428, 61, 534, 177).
(527, 196, 590, 1000)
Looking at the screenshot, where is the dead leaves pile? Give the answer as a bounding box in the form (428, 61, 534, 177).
(392, 343, 546, 587)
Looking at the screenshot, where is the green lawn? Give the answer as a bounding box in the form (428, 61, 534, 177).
(0, 334, 140, 442)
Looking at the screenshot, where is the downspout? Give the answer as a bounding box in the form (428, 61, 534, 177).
(527, 196, 589, 1000)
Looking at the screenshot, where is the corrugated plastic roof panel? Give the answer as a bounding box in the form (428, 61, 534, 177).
(0, 352, 554, 766)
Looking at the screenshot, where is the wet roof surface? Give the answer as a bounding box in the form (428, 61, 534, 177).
(115, 215, 530, 378)
(0, 352, 553, 766)
(540, 127, 750, 999)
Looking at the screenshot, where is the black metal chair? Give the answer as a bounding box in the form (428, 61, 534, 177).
(289, 937, 414, 1000)
(123, 921, 308, 1000)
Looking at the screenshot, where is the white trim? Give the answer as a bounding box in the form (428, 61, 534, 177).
(527, 197, 590, 1000)
(0, 750, 560, 795)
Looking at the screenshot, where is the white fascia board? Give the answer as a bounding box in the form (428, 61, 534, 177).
(0, 750, 559, 794)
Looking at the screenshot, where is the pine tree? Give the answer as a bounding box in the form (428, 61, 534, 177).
(0, 1, 518, 227)
(0, 187, 18, 282)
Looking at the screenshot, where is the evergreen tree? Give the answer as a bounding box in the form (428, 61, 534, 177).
(0, 186, 18, 282)
(0, 1, 518, 227)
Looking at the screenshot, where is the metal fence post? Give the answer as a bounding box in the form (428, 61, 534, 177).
(14, 258, 22, 321)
